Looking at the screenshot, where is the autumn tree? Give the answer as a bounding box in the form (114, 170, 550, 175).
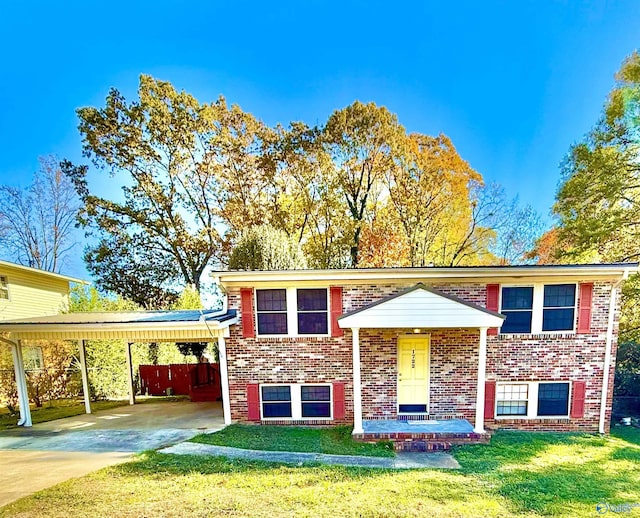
(65, 75, 274, 298)
(322, 101, 405, 266)
(0, 155, 79, 272)
(228, 224, 307, 270)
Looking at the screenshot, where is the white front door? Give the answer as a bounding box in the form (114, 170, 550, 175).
(397, 335, 430, 413)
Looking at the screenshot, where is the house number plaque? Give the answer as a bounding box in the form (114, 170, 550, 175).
(411, 349, 415, 369)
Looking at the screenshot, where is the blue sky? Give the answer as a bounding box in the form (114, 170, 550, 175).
(0, 1, 639, 278)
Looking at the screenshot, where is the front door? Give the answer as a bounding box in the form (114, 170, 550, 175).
(397, 335, 430, 413)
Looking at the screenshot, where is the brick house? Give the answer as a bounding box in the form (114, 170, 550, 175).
(215, 263, 637, 448)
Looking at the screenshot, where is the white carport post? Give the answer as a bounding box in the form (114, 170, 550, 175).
(10, 340, 32, 427)
(351, 328, 363, 435)
(218, 336, 232, 425)
(125, 342, 136, 405)
(474, 327, 488, 433)
(78, 340, 91, 414)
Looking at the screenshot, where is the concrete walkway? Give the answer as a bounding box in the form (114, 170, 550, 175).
(159, 442, 461, 469)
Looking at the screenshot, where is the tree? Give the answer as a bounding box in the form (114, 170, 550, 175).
(64, 75, 274, 294)
(322, 101, 405, 266)
(0, 155, 79, 272)
(228, 224, 307, 270)
(554, 51, 640, 263)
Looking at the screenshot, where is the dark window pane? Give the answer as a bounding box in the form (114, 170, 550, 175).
(501, 310, 532, 333)
(297, 289, 327, 311)
(542, 308, 575, 331)
(301, 386, 330, 401)
(501, 287, 533, 310)
(537, 383, 569, 416)
(543, 284, 576, 308)
(256, 289, 287, 311)
(257, 313, 288, 334)
(496, 402, 527, 416)
(298, 312, 328, 334)
(261, 386, 291, 401)
(302, 402, 331, 417)
(263, 402, 292, 418)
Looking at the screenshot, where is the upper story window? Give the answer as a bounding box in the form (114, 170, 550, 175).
(297, 289, 328, 334)
(255, 288, 329, 336)
(256, 289, 288, 335)
(500, 284, 576, 334)
(0, 276, 9, 300)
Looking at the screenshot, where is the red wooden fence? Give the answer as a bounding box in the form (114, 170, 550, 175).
(139, 363, 221, 398)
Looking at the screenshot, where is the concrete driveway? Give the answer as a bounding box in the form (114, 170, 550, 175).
(0, 400, 225, 507)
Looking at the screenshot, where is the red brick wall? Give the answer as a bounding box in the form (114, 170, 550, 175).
(225, 281, 618, 433)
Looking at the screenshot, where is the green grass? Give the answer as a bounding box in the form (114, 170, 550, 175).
(1, 427, 639, 517)
(0, 395, 188, 430)
(190, 424, 395, 457)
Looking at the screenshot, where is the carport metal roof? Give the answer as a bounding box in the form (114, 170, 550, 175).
(0, 309, 238, 342)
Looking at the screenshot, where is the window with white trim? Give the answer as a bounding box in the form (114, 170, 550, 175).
(255, 288, 329, 336)
(23, 346, 44, 371)
(496, 381, 571, 418)
(500, 284, 577, 334)
(260, 384, 332, 419)
(0, 276, 9, 300)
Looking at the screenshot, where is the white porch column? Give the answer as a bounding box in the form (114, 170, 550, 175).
(78, 340, 92, 414)
(125, 342, 136, 405)
(351, 328, 363, 435)
(218, 336, 232, 425)
(11, 341, 32, 427)
(474, 327, 488, 433)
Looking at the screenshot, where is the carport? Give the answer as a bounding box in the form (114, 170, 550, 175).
(0, 309, 238, 428)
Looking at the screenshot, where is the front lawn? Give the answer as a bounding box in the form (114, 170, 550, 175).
(190, 424, 395, 457)
(1, 427, 639, 517)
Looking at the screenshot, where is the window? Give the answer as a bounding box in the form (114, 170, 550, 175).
(495, 381, 571, 418)
(496, 384, 528, 416)
(297, 289, 328, 335)
(537, 382, 570, 416)
(261, 384, 332, 420)
(301, 385, 331, 417)
(0, 276, 8, 300)
(261, 385, 292, 418)
(542, 284, 576, 332)
(501, 287, 533, 333)
(255, 287, 329, 336)
(23, 346, 44, 371)
(256, 289, 288, 335)
(500, 284, 577, 334)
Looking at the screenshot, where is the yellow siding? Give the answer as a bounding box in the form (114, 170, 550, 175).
(0, 266, 70, 321)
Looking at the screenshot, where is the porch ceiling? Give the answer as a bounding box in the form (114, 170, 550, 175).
(0, 309, 237, 342)
(338, 284, 504, 329)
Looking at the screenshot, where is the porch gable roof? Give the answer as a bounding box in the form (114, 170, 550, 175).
(337, 284, 504, 329)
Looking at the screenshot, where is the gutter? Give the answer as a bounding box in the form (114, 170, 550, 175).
(599, 271, 629, 433)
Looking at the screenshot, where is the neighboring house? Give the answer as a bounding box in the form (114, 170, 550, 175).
(216, 263, 637, 449)
(0, 259, 82, 321)
(0, 259, 84, 426)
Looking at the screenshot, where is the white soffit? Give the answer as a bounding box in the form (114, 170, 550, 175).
(338, 284, 504, 329)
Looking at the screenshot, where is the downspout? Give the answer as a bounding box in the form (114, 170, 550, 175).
(599, 272, 628, 434)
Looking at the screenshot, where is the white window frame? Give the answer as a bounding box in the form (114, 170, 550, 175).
(260, 383, 333, 421)
(255, 287, 330, 338)
(23, 346, 44, 370)
(0, 275, 9, 301)
(495, 381, 572, 419)
(499, 283, 577, 335)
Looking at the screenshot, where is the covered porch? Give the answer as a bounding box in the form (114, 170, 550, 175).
(338, 283, 505, 446)
(0, 309, 238, 428)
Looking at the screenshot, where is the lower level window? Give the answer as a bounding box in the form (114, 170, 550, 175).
(496, 381, 571, 418)
(261, 386, 292, 418)
(496, 384, 528, 416)
(261, 384, 332, 419)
